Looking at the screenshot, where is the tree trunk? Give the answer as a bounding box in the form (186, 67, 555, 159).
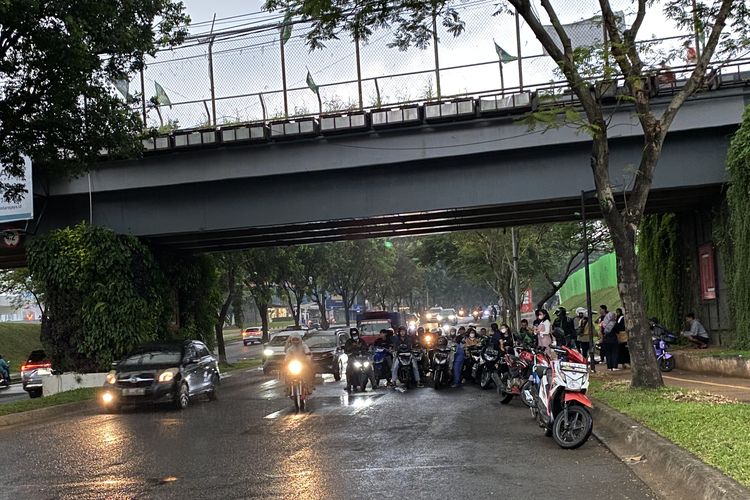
(314, 294, 329, 330)
(295, 295, 304, 328)
(342, 291, 350, 326)
(284, 287, 301, 327)
(611, 231, 664, 388)
(214, 292, 232, 364)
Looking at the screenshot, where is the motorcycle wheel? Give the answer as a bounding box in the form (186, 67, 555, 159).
(659, 357, 675, 372)
(480, 369, 492, 390)
(520, 380, 535, 408)
(552, 404, 593, 449)
(497, 375, 513, 404)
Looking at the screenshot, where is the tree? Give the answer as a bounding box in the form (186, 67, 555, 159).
(326, 240, 381, 326)
(276, 246, 313, 328)
(241, 249, 278, 342)
(0, 1, 189, 200)
(268, 0, 747, 388)
(214, 253, 243, 364)
(304, 244, 332, 329)
(0, 268, 45, 319)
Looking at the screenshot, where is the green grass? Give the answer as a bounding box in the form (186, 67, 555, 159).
(689, 349, 750, 358)
(0, 387, 97, 417)
(220, 358, 263, 373)
(560, 286, 622, 314)
(0, 323, 42, 372)
(590, 379, 750, 487)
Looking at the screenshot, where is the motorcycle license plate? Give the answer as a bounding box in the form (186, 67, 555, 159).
(559, 362, 588, 373)
(122, 388, 146, 396)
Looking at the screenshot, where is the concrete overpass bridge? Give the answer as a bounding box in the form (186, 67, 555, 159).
(6, 84, 746, 265)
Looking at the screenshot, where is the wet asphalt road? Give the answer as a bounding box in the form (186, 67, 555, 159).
(0, 367, 654, 500)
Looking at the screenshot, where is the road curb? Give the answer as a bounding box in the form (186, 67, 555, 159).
(592, 399, 749, 500)
(0, 399, 97, 428)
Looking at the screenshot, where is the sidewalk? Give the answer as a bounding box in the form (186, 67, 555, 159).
(603, 367, 750, 403)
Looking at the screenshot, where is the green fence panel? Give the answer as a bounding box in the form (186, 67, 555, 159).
(558, 252, 618, 302)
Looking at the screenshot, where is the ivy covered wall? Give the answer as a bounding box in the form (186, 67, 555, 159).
(28, 223, 219, 372)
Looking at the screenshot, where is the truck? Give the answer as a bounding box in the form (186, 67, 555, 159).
(356, 311, 402, 345)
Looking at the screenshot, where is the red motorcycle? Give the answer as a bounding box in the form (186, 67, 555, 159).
(497, 346, 535, 405)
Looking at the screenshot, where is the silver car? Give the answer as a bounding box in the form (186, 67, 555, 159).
(21, 350, 52, 398)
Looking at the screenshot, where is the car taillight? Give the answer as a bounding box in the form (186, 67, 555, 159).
(21, 362, 52, 372)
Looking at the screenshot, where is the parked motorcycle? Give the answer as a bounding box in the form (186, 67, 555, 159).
(497, 346, 535, 405)
(431, 346, 452, 389)
(372, 346, 391, 387)
(285, 357, 310, 412)
(529, 346, 593, 449)
(477, 345, 500, 390)
(348, 354, 372, 392)
(653, 333, 677, 372)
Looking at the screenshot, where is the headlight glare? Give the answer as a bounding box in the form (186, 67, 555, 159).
(105, 371, 117, 385)
(353, 361, 363, 368)
(159, 369, 178, 383)
(288, 359, 303, 375)
(263, 349, 274, 357)
(363, 361, 370, 368)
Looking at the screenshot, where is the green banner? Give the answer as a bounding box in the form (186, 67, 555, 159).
(558, 252, 618, 303)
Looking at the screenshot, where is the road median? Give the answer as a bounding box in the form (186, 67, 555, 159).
(591, 380, 750, 500)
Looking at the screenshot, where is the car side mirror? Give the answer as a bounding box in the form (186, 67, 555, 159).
(184, 357, 200, 365)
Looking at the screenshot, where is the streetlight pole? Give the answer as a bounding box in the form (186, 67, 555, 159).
(511, 227, 521, 330)
(581, 190, 596, 372)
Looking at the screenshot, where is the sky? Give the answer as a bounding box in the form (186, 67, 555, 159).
(139, 1, 689, 129)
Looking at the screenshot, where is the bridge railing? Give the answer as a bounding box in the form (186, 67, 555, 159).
(126, 2, 748, 133)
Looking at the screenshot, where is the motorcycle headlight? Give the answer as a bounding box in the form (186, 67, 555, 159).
(105, 371, 117, 385)
(437, 314, 444, 321)
(448, 315, 456, 321)
(158, 368, 178, 383)
(263, 349, 274, 357)
(288, 359, 303, 375)
(426, 313, 433, 320)
(424, 335, 432, 344)
(353, 361, 363, 368)
(408, 321, 416, 328)
(363, 361, 370, 368)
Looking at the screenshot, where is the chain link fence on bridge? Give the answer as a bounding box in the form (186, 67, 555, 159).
(129, 0, 709, 131)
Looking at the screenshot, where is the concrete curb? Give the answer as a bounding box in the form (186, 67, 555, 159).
(592, 400, 749, 500)
(671, 351, 750, 378)
(0, 399, 97, 428)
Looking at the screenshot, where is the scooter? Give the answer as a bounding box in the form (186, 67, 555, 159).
(347, 353, 372, 392)
(654, 333, 677, 372)
(0, 362, 10, 389)
(431, 346, 452, 389)
(477, 345, 500, 390)
(285, 357, 310, 412)
(372, 346, 391, 387)
(463, 345, 482, 383)
(529, 346, 593, 449)
(497, 346, 534, 405)
(396, 346, 416, 389)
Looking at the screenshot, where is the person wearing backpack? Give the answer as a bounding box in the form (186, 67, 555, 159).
(615, 308, 630, 369)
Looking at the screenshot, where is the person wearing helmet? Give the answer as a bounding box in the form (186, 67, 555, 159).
(284, 334, 314, 390)
(391, 326, 423, 387)
(373, 329, 394, 387)
(344, 328, 371, 392)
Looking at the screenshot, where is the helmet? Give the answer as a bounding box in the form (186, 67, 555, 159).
(576, 307, 586, 316)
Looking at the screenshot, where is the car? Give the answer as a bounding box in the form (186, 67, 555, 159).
(100, 340, 220, 412)
(440, 308, 458, 326)
(241, 327, 263, 346)
(424, 307, 443, 322)
(303, 330, 349, 381)
(261, 330, 308, 374)
(21, 350, 53, 399)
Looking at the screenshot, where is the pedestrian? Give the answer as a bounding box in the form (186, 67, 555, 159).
(615, 308, 630, 369)
(683, 312, 710, 349)
(573, 308, 591, 359)
(491, 305, 498, 322)
(451, 334, 465, 388)
(534, 309, 553, 355)
(599, 305, 619, 371)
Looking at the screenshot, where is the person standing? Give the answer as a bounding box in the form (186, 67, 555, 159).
(535, 310, 553, 355)
(615, 308, 630, 369)
(491, 305, 498, 322)
(451, 334, 465, 388)
(573, 308, 591, 359)
(599, 305, 619, 371)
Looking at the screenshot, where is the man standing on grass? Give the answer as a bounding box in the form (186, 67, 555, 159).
(683, 313, 710, 349)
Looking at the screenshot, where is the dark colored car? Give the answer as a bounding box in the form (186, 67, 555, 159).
(303, 330, 349, 381)
(101, 340, 220, 412)
(21, 350, 53, 399)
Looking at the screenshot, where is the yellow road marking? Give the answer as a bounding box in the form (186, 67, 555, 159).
(663, 375, 750, 391)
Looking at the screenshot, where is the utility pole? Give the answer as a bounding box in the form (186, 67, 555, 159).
(511, 227, 521, 330)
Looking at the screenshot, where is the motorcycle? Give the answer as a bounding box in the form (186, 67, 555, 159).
(463, 345, 482, 383)
(529, 346, 593, 449)
(285, 357, 311, 412)
(412, 347, 428, 379)
(477, 345, 500, 390)
(497, 346, 534, 405)
(654, 333, 677, 372)
(372, 346, 391, 387)
(396, 346, 416, 388)
(348, 353, 372, 392)
(0, 369, 10, 389)
(431, 346, 452, 389)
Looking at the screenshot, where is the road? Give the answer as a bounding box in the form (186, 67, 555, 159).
(0, 369, 654, 499)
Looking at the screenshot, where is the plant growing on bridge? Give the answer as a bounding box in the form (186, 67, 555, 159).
(0, 1, 189, 200)
(270, 0, 749, 388)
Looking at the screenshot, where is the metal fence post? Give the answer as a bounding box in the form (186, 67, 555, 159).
(515, 10, 523, 91)
(208, 36, 217, 126)
(355, 35, 363, 109)
(140, 65, 147, 126)
(432, 9, 442, 100)
(281, 36, 289, 118)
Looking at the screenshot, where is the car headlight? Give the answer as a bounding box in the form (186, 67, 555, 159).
(353, 361, 363, 368)
(426, 313, 433, 320)
(105, 371, 117, 385)
(158, 368, 178, 383)
(437, 315, 444, 321)
(408, 321, 416, 328)
(363, 361, 370, 368)
(102, 391, 114, 404)
(263, 349, 274, 357)
(288, 359, 303, 375)
(449, 315, 456, 321)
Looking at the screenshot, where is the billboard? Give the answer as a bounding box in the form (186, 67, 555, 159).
(0, 156, 33, 224)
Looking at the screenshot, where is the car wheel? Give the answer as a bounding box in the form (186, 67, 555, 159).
(174, 383, 189, 410)
(28, 389, 42, 399)
(207, 375, 219, 401)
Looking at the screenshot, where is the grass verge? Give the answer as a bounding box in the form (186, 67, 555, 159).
(590, 379, 750, 487)
(220, 358, 263, 373)
(0, 323, 43, 372)
(0, 387, 97, 417)
(688, 348, 750, 358)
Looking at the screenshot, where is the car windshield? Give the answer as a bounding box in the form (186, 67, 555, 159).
(429, 308, 442, 314)
(359, 321, 391, 335)
(27, 350, 47, 363)
(268, 335, 290, 346)
(443, 309, 456, 315)
(304, 335, 338, 348)
(120, 348, 182, 366)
